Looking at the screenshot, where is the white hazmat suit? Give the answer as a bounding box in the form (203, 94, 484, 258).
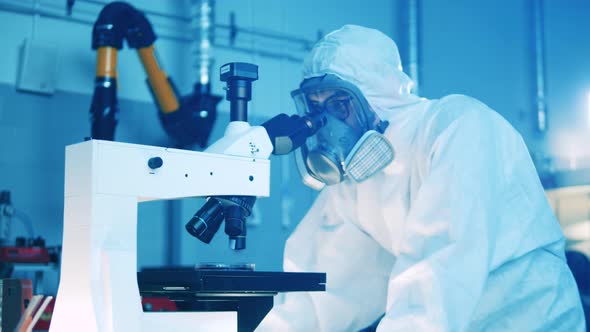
(257, 25, 586, 331)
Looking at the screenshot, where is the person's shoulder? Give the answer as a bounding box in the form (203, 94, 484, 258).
(417, 94, 518, 153)
(433, 94, 493, 119)
(424, 94, 500, 135)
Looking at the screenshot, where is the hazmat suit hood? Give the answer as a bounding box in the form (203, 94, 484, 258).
(302, 25, 422, 118)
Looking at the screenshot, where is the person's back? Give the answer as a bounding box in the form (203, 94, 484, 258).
(384, 93, 583, 331)
(257, 25, 586, 331)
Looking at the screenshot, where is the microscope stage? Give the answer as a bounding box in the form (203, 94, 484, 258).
(138, 267, 326, 332)
(138, 267, 326, 297)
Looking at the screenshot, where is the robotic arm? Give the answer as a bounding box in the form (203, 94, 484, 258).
(90, 2, 221, 147)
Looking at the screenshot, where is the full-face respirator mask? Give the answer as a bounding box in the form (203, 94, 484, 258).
(291, 75, 395, 190)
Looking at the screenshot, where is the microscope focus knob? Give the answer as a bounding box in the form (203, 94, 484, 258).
(148, 157, 163, 169)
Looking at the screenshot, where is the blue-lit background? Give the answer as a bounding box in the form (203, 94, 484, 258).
(0, 0, 588, 299)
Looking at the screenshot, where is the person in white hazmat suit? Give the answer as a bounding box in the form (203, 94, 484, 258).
(257, 25, 586, 331)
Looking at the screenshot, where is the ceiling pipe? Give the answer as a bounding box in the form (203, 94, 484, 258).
(407, 0, 420, 95)
(193, 0, 213, 90)
(533, 0, 548, 133)
(0, 0, 311, 62)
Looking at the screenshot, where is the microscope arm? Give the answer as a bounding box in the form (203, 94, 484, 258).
(205, 112, 325, 159)
(188, 63, 326, 250)
(191, 111, 325, 250)
(261, 113, 326, 155)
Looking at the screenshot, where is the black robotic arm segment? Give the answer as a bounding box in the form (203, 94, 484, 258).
(92, 1, 156, 50)
(90, 77, 119, 141)
(90, 1, 158, 141)
(262, 113, 326, 155)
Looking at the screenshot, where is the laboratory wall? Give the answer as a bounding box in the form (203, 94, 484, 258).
(1, 0, 589, 296)
(414, 1, 590, 263)
(414, 0, 590, 172)
(0, 0, 397, 294)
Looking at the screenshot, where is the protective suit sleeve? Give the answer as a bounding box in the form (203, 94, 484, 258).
(257, 187, 394, 331)
(377, 105, 507, 331)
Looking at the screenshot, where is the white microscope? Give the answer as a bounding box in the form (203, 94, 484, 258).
(50, 63, 325, 332)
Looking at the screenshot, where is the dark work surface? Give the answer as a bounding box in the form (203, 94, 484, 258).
(138, 268, 326, 295)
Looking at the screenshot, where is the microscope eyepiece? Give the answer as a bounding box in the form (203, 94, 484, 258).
(303, 112, 327, 136)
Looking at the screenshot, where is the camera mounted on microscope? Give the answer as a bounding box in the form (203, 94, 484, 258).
(185, 62, 259, 251)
